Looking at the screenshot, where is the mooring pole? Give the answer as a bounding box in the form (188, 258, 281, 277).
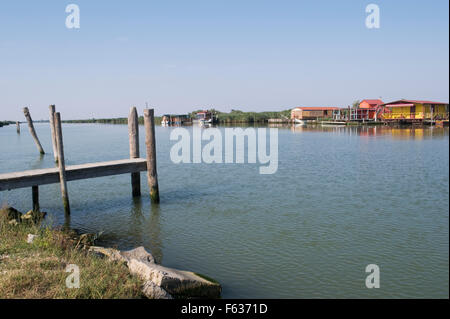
(16, 121, 20, 134)
(144, 109, 160, 203)
(129, 106, 141, 197)
(49, 105, 58, 163)
(23, 107, 45, 155)
(32, 185, 39, 212)
(54, 112, 70, 215)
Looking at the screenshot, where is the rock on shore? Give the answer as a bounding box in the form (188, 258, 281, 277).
(89, 246, 221, 299)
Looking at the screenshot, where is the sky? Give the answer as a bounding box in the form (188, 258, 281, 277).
(0, 0, 448, 120)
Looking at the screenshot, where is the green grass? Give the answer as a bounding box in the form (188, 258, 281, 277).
(0, 207, 145, 299)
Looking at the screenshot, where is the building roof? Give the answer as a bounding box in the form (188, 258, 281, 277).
(292, 107, 339, 111)
(381, 99, 448, 106)
(360, 99, 384, 107)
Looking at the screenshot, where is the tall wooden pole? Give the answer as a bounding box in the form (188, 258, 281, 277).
(16, 121, 20, 134)
(144, 109, 160, 203)
(32, 185, 39, 212)
(54, 112, 70, 215)
(49, 105, 58, 163)
(23, 107, 45, 155)
(129, 106, 141, 197)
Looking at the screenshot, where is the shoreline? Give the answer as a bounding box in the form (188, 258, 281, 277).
(0, 206, 221, 299)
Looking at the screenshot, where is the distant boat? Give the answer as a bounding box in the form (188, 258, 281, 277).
(294, 119, 305, 125)
(194, 110, 216, 125)
(198, 118, 213, 127)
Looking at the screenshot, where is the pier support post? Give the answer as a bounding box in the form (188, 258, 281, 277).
(54, 112, 70, 215)
(23, 107, 45, 155)
(16, 121, 20, 134)
(49, 105, 58, 163)
(129, 107, 141, 197)
(144, 109, 160, 203)
(32, 185, 39, 212)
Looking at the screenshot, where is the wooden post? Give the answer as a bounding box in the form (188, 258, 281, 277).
(32, 185, 39, 212)
(23, 107, 45, 155)
(144, 109, 160, 203)
(49, 105, 58, 163)
(54, 112, 70, 214)
(16, 121, 20, 134)
(129, 107, 141, 197)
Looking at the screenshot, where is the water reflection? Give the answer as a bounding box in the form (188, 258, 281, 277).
(30, 153, 45, 170)
(145, 204, 163, 264)
(127, 196, 163, 263)
(129, 196, 145, 243)
(288, 124, 449, 139)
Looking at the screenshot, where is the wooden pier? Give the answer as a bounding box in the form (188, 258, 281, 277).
(0, 106, 159, 213)
(0, 159, 147, 191)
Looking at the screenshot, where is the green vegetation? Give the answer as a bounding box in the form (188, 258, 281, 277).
(63, 109, 292, 125)
(191, 109, 292, 123)
(63, 116, 162, 125)
(0, 121, 14, 128)
(0, 206, 145, 299)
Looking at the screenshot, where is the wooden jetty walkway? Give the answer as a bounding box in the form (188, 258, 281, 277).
(0, 158, 147, 191)
(0, 106, 160, 214)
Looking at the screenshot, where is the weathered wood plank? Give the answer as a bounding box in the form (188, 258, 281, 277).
(144, 108, 160, 203)
(129, 106, 141, 197)
(0, 158, 148, 191)
(54, 112, 70, 214)
(49, 105, 58, 163)
(32, 185, 39, 211)
(23, 107, 45, 155)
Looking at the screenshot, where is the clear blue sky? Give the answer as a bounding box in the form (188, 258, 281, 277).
(0, 0, 448, 120)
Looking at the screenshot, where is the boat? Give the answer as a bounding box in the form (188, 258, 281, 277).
(193, 111, 216, 126)
(294, 118, 305, 125)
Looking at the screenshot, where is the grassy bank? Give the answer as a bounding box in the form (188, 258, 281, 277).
(0, 207, 145, 299)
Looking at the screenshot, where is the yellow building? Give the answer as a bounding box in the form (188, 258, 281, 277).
(381, 99, 449, 121)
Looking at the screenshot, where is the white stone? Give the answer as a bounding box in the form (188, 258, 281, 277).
(27, 234, 37, 244)
(127, 259, 221, 298)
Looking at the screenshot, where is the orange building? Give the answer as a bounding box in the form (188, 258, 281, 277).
(355, 99, 384, 120)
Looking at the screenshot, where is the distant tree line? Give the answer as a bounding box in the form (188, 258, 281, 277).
(61, 109, 292, 125)
(189, 109, 292, 123)
(63, 116, 163, 125)
(0, 121, 14, 128)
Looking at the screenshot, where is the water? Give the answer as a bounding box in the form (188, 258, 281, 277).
(1, 123, 448, 298)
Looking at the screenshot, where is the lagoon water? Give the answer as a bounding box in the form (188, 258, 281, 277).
(1, 123, 448, 298)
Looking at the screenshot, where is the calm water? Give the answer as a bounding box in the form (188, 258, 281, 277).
(1, 123, 448, 298)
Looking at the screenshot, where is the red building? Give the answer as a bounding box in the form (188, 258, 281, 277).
(355, 99, 384, 120)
